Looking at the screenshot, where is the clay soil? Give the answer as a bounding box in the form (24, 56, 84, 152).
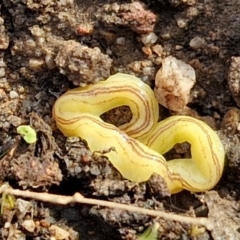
(1, 0, 240, 239)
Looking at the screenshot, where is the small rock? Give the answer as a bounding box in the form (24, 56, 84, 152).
(15, 199, 33, 219)
(22, 219, 35, 232)
(9, 115, 22, 127)
(4, 222, 11, 229)
(189, 36, 206, 50)
(220, 107, 240, 133)
(141, 32, 158, 46)
(228, 56, 240, 107)
(28, 59, 44, 70)
(154, 56, 196, 111)
(2, 121, 10, 130)
(116, 37, 125, 45)
(176, 18, 188, 28)
(152, 44, 163, 57)
(9, 90, 19, 99)
(49, 225, 70, 240)
(0, 67, 5, 78)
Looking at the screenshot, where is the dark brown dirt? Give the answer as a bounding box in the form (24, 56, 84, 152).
(1, 0, 240, 239)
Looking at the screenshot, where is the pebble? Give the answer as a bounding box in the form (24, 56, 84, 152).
(9, 115, 22, 127)
(22, 219, 35, 233)
(228, 56, 240, 107)
(9, 90, 19, 99)
(116, 37, 125, 45)
(189, 36, 206, 50)
(2, 121, 10, 129)
(141, 32, 158, 46)
(176, 18, 188, 28)
(154, 56, 196, 111)
(49, 225, 70, 239)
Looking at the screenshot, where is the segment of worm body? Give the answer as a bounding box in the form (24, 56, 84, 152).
(53, 73, 225, 193)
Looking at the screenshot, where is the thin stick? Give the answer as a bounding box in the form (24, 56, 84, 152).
(2, 188, 214, 231)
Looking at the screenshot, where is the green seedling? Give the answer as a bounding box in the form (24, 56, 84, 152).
(0, 183, 15, 214)
(137, 222, 160, 240)
(17, 125, 37, 144)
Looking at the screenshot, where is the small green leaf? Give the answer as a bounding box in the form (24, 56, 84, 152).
(17, 125, 37, 144)
(137, 222, 160, 240)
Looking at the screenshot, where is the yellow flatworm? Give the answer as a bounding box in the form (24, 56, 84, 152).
(52, 73, 225, 194)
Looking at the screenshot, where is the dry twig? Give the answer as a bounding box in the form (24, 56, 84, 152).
(0, 187, 214, 231)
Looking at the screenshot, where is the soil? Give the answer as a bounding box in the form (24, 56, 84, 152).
(1, 0, 240, 239)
